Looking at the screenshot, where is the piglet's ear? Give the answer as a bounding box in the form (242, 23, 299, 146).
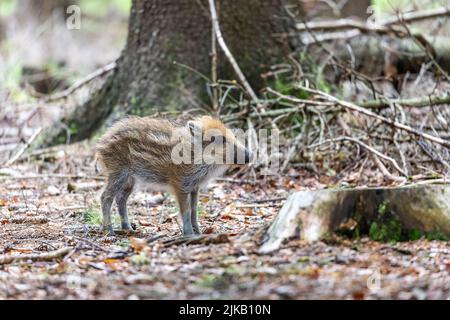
(187, 120, 202, 137)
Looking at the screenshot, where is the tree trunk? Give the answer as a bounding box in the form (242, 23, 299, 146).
(42, 0, 292, 145)
(259, 185, 450, 253)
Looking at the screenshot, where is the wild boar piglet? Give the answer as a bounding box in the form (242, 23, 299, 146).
(96, 116, 251, 235)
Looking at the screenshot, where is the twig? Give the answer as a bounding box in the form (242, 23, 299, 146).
(0, 247, 73, 265)
(297, 18, 380, 33)
(4, 127, 42, 166)
(359, 94, 450, 109)
(207, 0, 258, 102)
(162, 233, 230, 247)
(295, 85, 450, 149)
(42, 62, 117, 102)
(308, 136, 408, 177)
(0, 173, 105, 181)
(380, 6, 450, 26)
(296, 6, 450, 32)
(236, 203, 282, 208)
(254, 197, 287, 203)
(70, 236, 108, 252)
(6, 216, 49, 224)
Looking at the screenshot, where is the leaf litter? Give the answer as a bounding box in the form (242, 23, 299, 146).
(0, 143, 448, 299)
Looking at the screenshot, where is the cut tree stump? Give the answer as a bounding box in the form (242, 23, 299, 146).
(259, 185, 450, 253)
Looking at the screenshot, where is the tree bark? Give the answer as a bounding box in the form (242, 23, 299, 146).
(259, 185, 450, 253)
(42, 0, 292, 145)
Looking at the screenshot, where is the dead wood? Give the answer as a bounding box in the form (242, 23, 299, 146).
(0, 247, 73, 265)
(162, 233, 230, 247)
(260, 185, 450, 253)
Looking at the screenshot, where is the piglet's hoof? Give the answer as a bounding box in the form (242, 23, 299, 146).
(101, 225, 116, 236)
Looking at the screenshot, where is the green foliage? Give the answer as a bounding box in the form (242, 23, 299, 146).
(194, 274, 219, 288)
(2, 60, 29, 103)
(0, 0, 17, 17)
(83, 208, 102, 225)
(197, 202, 206, 217)
(368, 202, 448, 243)
(77, 0, 131, 17)
(274, 77, 293, 95)
(425, 230, 449, 241)
(378, 201, 389, 215)
(372, 0, 447, 17)
(314, 66, 331, 94)
(368, 200, 403, 243)
(131, 252, 151, 266)
(369, 219, 402, 243)
(69, 122, 79, 136)
(408, 229, 423, 241)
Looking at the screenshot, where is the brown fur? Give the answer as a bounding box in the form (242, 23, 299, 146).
(96, 115, 250, 235)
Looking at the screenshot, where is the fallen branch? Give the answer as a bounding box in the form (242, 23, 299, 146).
(4, 127, 42, 166)
(6, 216, 49, 224)
(42, 62, 117, 102)
(296, 6, 450, 32)
(359, 94, 450, 109)
(297, 18, 381, 33)
(380, 5, 450, 26)
(0, 247, 73, 265)
(162, 233, 230, 247)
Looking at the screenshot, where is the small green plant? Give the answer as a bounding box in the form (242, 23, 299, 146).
(378, 201, 389, 215)
(369, 219, 402, 243)
(69, 122, 79, 136)
(131, 252, 151, 266)
(425, 230, 448, 241)
(274, 77, 292, 95)
(194, 274, 219, 288)
(407, 229, 423, 241)
(84, 208, 102, 225)
(197, 202, 206, 216)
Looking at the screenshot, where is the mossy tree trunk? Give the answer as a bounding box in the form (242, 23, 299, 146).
(260, 185, 450, 253)
(42, 0, 292, 145)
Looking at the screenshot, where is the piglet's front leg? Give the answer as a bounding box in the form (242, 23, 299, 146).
(190, 189, 201, 235)
(175, 191, 195, 236)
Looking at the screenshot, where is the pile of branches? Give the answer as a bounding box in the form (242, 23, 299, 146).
(215, 4, 450, 185)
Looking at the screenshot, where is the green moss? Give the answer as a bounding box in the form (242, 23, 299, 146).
(369, 219, 402, 243)
(425, 230, 449, 241)
(407, 229, 423, 241)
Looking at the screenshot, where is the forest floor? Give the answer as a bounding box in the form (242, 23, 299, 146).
(0, 143, 448, 300)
